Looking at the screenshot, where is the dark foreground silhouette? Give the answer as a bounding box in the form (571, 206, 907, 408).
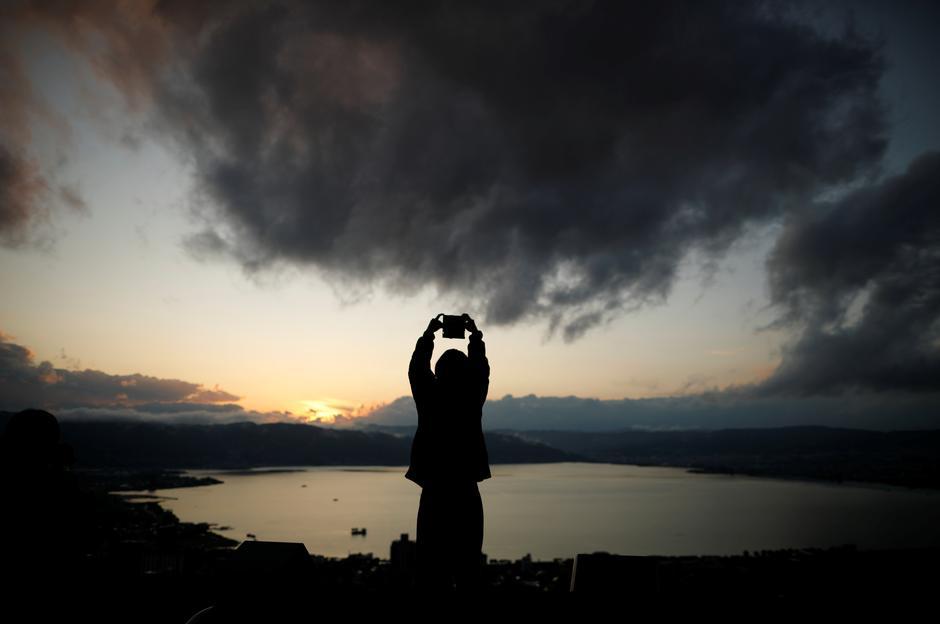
(0, 409, 81, 580)
(1, 409, 938, 620)
(406, 313, 491, 591)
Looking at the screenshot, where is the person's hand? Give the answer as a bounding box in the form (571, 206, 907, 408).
(425, 315, 443, 336)
(462, 313, 479, 334)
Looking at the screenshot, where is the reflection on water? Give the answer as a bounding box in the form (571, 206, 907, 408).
(149, 462, 940, 559)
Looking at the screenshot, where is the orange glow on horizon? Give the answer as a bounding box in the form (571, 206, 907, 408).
(294, 398, 387, 425)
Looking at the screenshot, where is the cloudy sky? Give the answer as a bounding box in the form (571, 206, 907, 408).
(1, 0, 938, 429)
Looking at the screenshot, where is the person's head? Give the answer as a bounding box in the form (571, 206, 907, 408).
(1, 409, 63, 472)
(434, 349, 469, 384)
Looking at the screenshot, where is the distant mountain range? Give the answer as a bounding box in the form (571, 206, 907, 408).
(2, 412, 939, 488)
(510, 426, 940, 489)
(0, 416, 575, 469)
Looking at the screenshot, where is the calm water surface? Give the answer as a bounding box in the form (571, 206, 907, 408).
(148, 462, 940, 560)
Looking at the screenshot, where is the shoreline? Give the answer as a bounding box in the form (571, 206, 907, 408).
(136, 460, 940, 493)
(128, 462, 940, 560)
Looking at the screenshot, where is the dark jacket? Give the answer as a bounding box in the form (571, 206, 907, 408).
(405, 329, 491, 488)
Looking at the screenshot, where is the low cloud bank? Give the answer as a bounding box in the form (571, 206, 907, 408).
(353, 392, 940, 432)
(0, 331, 292, 424)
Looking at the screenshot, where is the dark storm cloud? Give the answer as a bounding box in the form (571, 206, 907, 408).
(0, 145, 45, 246)
(0, 0, 171, 247)
(7, 1, 937, 405)
(0, 1, 892, 338)
(0, 21, 44, 247)
(145, 0, 889, 339)
(759, 152, 940, 395)
(0, 331, 240, 410)
(0, 144, 88, 247)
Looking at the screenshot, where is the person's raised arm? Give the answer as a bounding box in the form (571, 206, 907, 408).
(409, 316, 442, 411)
(463, 314, 490, 410)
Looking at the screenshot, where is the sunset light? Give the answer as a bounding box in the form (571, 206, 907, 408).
(1, 0, 938, 610)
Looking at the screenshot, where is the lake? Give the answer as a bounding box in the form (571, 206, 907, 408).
(146, 462, 940, 560)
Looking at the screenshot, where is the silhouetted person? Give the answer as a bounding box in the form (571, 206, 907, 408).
(406, 313, 491, 592)
(0, 409, 79, 581)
